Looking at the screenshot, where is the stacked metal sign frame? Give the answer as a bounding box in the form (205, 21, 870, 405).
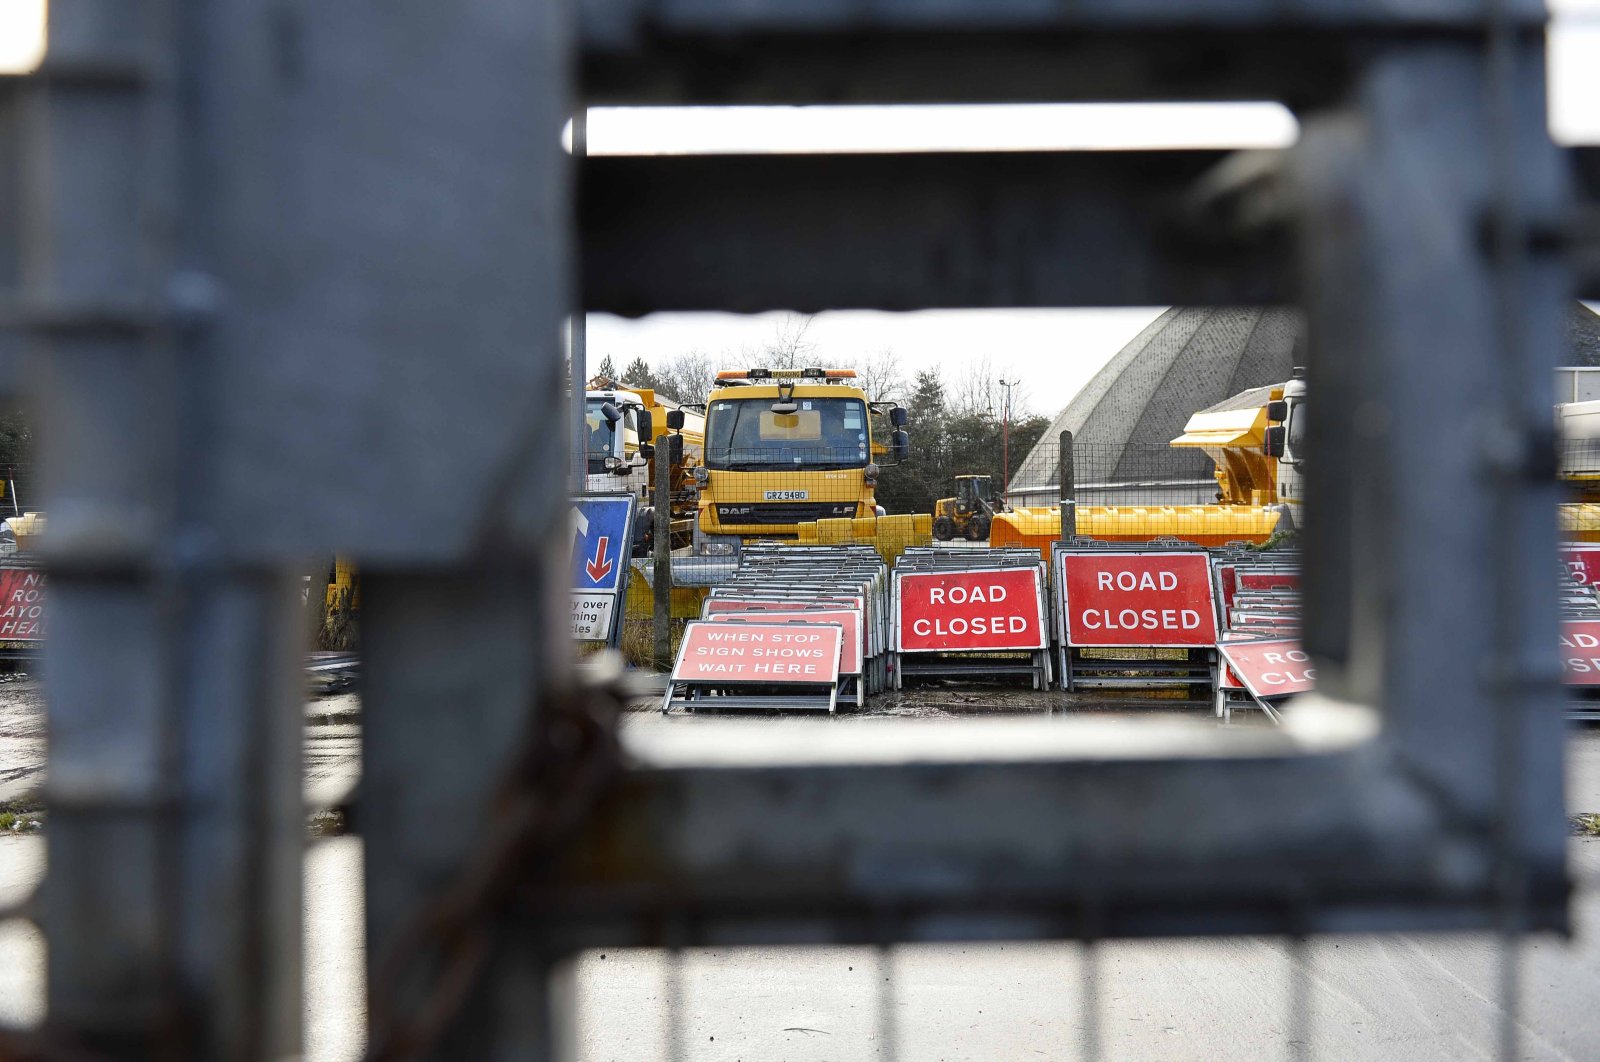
(0, 0, 1581, 1057)
(705, 543, 890, 705)
(891, 546, 1052, 690)
(1051, 540, 1220, 698)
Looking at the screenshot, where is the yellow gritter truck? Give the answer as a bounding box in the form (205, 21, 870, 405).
(691, 367, 909, 553)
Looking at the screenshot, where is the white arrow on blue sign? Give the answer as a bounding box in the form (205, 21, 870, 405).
(571, 495, 634, 594)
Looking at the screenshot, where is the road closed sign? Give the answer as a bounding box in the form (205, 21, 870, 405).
(895, 568, 1046, 652)
(1059, 551, 1218, 647)
(1217, 639, 1315, 699)
(673, 621, 843, 685)
(0, 567, 42, 640)
(1563, 547, 1600, 588)
(1561, 620, 1600, 686)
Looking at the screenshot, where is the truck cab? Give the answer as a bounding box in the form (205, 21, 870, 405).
(692, 367, 909, 554)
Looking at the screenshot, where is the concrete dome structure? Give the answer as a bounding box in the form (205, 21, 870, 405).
(1010, 307, 1303, 505)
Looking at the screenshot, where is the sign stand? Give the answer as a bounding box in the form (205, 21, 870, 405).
(570, 493, 637, 649)
(891, 549, 1052, 691)
(1053, 543, 1220, 700)
(663, 619, 845, 714)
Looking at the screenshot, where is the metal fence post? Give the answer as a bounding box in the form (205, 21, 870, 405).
(654, 441, 673, 669)
(1059, 429, 1076, 541)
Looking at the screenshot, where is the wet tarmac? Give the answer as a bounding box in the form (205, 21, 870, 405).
(3, 682, 1600, 1059)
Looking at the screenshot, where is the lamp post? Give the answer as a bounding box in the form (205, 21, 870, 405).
(998, 378, 1017, 505)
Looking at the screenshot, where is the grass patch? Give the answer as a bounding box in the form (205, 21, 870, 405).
(1572, 813, 1600, 837)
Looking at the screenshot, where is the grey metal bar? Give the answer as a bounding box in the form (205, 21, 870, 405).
(1294, 43, 1569, 870)
(581, 151, 1290, 314)
(536, 711, 1564, 948)
(361, 569, 559, 1061)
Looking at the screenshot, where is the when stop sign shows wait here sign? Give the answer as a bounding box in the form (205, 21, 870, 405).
(895, 567, 1046, 652)
(1060, 551, 1218, 648)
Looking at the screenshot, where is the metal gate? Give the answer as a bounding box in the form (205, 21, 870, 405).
(0, 0, 1585, 1058)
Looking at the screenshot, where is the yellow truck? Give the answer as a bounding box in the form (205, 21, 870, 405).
(585, 379, 706, 550)
(690, 367, 909, 554)
(990, 371, 1306, 556)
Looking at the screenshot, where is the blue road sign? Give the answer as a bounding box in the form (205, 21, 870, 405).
(571, 494, 634, 593)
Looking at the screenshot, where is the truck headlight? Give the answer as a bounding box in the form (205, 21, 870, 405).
(692, 465, 710, 484)
(864, 462, 880, 483)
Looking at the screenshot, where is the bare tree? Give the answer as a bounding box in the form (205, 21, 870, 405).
(950, 354, 999, 417)
(655, 350, 717, 403)
(746, 312, 816, 369)
(855, 347, 906, 403)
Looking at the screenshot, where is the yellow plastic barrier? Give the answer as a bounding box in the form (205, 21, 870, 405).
(991, 505, 1281, 561)
(1562, 503, 1600, 543)
(786, 513, 933, 565)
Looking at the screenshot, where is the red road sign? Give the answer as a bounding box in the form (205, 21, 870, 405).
(1216, 638, 1315, 699)
(1562, 546, 1600, 587)
(1217, 565, 1298, 609)
(1561, 619, 1600, 686)
(712, 609, 862, 674)
(1060, 551, 1217, 647)
(673, 621, 842, 685)
(895, 567, 1046, 652)
(0, 567, 43, 641)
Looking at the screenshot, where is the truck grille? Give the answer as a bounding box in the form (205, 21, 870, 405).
(715, 503, 858, 524)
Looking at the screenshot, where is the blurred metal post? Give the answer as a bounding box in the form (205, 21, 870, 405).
(1059, 430, 1076, 540)
(654, 441, 673, 669)
(19, 2, 306, 1056)
(571, 109, 588, 494)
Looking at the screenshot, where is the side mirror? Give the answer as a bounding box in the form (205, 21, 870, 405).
(891, 430, 910, 464)
(638, 442, 656, 462)
(1264, 425, 1286, 458)
(636, 409, 654, 441)
(667, 409, 686, 431)
(600, 401, 622, 425)
(890, 406, 909, 427)
(1265, 400, 1288, 423)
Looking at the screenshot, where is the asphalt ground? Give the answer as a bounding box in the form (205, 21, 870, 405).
(2, 684, 1600, 1059)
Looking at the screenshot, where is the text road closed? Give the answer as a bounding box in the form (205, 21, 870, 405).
(674, 622, 842, 685)
(1217, 639, 1315, 698)
(896, 568, 1044, 652)
(1061, 552, 1217, 647)
(1562, 620, 1600, 686)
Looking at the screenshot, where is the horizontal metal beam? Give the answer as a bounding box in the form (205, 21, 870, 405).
(535, 710, 1566, 951)
(584, 0, 1543, 36)
(581, 150, 1289, 314)
(580, 3, 1544, 107)
(582, 28, 1361, 108)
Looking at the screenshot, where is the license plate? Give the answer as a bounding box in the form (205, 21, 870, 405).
(764, 490, 808, 501)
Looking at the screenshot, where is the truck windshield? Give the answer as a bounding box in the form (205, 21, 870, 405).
(705, 397, 870, 470)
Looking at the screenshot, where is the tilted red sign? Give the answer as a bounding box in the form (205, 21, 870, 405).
(673, 621, 842, 685)
(0, 567, 43, 641)
(1059, 551, 1217, 647)
(895, 568, 1045, 652)
(712, 609, 862, 675)
(1561, 619, 1600, 686)
(1562, 546, 1600, 588)
(1217, 639, 1315, 699)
